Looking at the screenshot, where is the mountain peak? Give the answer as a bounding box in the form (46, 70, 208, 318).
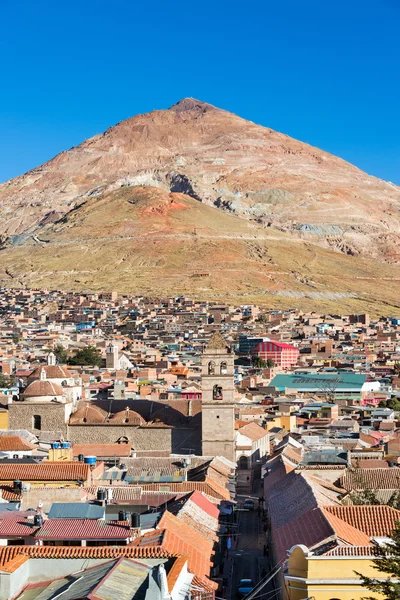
(169, 97, 217, 114)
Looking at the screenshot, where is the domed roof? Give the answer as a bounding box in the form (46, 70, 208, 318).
(70, 403, 108, 424)
(22, 380, 65, 398)
(29, 365, 71, 380)
(109, 408, 145, 426)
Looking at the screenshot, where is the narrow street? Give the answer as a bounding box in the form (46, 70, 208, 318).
(223, 477, 275, 600)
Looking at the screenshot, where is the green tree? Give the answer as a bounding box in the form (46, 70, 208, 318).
(11, 333, 20, 344)
(53, 344, 68, 364)
(266, 358, 275, 368)
(0, 373, 15, 388)
(355, 520, 400, 599)
(347, 469, 380, 506)
(388, 491, 400, 511)
(387, 397, 400, 412)
(252, 355, 266, 369)
(68, 345, 103, 367)
(349, 488, 380, 505)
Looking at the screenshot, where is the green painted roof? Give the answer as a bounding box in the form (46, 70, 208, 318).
(270, 371, 366, 392)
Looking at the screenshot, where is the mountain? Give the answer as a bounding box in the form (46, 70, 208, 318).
(0, 98, 399, 313)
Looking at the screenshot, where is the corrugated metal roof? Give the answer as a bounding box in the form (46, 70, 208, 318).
(48, 502, 105, 519)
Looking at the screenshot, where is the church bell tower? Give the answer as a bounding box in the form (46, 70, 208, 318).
(201, 331, 235, 462)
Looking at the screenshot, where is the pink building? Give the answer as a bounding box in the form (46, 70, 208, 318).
(253, 341, 299, 370)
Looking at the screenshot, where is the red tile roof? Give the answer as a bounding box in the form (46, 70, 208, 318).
(155, 511, 215, 585)
(0, 544, 179, 572)
(0, 436, 36, 452)
(29, 365, 71, 380)
(35, 519, 131, 540)
(340, 468, 400, 491)
(22, 380, 64, 397)
(0, 511, 39, 537)
(72, 443, 132, 458)
(238, 422, 269, 442)
(273, 507, 334, 562)
(324, 545, 378, 557)
(188, 490, 220, 520)
(324, 505, 400, 537)
(321, 508, 371, 546)
(0, 461, 93, 482)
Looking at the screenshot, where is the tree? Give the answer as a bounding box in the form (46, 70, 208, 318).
(266, 358, 275, 368)
(380, 397, 400, 412)
(11, 333, 20, 344)
(0, 373, 15, 388)
(388, 491, 400, 511)
(349, 488, 380, 506)
(53, 344, 68, 364)
(68, 345, 103, 367)
(347, 469, 380, 506)
(387, 397, 400, 412)
(355, 520, 400, 599)
(252, 355, 266, 369)
(318, 376, 341, 403)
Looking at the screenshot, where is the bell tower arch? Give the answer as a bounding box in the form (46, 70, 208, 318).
(201, 331, 235, 462)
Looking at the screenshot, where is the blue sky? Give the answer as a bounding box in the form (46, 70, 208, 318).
(1, 0, 399, 184)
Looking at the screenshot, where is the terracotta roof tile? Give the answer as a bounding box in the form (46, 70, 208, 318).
(324, 545, 378, 557)
(321, 508, 371, 545)
(0, 461, 92, 482)
(22, 380, 65, 397)
(340, 468, 400, 491)
(29, 366, 71, 380)
(35, 519, 131, 540)
(324, 505, 400, 537)
(0, 436, 36, 452)
(238, 422, 269, 442)
(72, 443, 131, 458)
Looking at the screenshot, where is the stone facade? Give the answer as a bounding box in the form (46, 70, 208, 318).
(8, 402, 71, 437)
(67, 424, 200, 454)
(201, 332, 236, 462)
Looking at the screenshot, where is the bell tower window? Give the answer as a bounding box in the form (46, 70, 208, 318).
(213, 385, 223, 401)
(208, 361, 216, 375)
(220, 361, 227, 375)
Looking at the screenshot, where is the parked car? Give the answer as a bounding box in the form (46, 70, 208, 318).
(243, 499, 255, 510)
(237, 578, 254, 597)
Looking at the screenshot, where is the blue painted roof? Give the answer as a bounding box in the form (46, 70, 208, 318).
(48, 502, 105, 519)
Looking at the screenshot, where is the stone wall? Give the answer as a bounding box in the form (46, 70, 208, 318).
(67, 424, 173, 452)
(8, 403, 68, 437)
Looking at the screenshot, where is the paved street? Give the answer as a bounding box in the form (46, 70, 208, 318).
(224, 481, 273, 600)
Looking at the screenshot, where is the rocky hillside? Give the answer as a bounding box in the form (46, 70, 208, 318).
(1, 97, 399, 259)
(0, 98, 399, 312)
(0, 186, 398, 315)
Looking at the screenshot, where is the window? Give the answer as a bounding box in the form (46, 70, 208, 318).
(208, 361, 216, 375)
(239, 456, 249, 469)
(220, 361, 228, 375)
(213, 385, 223, 401)
(33, 415, 41, 430)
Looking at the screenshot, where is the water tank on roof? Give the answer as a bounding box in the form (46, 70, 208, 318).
(78, 454, 84, 462)
(51, 442, 60, 449)
(61, 442, 70, 449)
(13, 480, 22, 491)
(97, 489, 106, 502)
(131, 513, 140, 528)
(34, 514, 44, 527)
(84, 456, 97, 467)
(118, 510, 127, 522)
